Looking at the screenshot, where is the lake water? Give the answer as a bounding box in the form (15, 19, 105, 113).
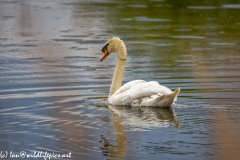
(0, 0, 240, 160)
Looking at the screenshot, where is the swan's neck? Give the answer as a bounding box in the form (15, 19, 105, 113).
(108, 49, 127, 98)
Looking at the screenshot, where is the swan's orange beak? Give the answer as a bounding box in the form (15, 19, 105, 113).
(100, 48, 109, 62)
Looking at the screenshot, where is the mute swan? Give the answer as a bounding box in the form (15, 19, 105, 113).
(100, 37, 180, 107)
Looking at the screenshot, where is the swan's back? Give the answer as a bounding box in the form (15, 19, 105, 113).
(109, 80, 180, 107)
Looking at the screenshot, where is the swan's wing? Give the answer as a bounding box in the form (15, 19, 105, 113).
(109, 80, 173, 106)
(128, 81, 172, 100)
(113, 79, 146, 95)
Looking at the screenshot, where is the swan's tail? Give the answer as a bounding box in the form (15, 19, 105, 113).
(173, 87, 181, 102)
(156, 87, 181, 107)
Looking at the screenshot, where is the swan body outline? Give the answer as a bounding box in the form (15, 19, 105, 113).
(100, 37, 180, 107)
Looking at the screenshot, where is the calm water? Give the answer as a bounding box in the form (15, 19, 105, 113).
(0, 0, 240, 160)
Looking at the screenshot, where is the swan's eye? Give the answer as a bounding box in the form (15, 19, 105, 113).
(101, 43, 109, 52)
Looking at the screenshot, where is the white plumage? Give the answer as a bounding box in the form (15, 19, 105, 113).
(100, 37, 180, 107)
(109, 80, 180, 107)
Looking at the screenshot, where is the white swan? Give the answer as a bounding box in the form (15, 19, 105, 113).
(100, 37, 180, 107)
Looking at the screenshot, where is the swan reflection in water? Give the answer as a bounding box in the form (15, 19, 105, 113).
(108, 105, 179, 129)
(99, 105, 179, 158)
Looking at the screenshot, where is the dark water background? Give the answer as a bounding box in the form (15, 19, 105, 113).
(0, 0, 240, 160)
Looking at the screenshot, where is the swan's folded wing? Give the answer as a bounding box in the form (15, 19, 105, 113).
(109, 80, 173, 106)
(113, 80, 145, 95)
(129, 81, 172, 100)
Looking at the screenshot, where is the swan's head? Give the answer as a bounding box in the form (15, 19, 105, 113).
(100, 37, 127, 62)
